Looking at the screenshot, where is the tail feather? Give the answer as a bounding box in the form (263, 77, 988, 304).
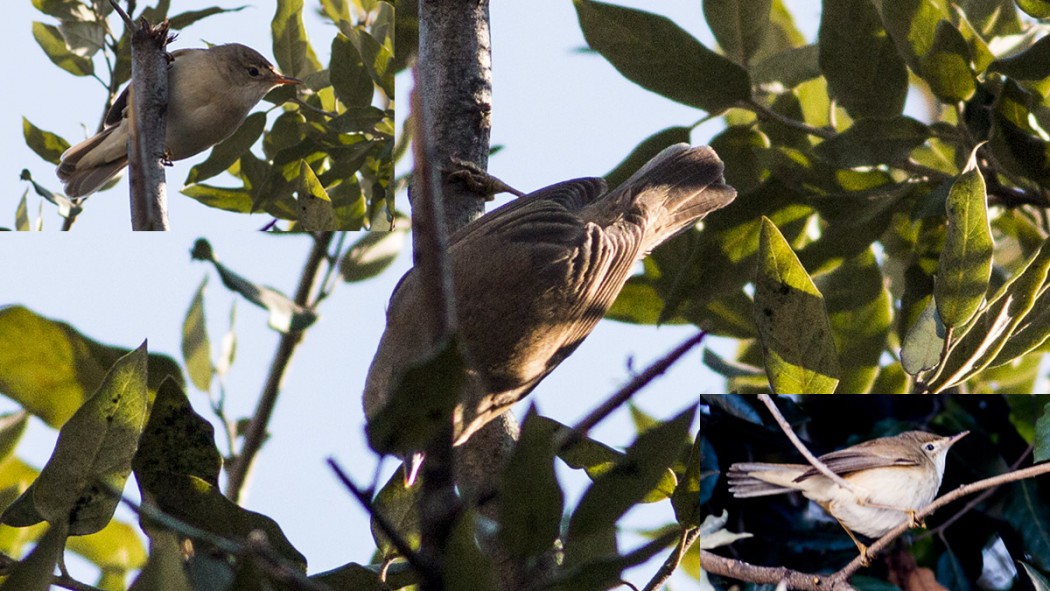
(727, 462, 807, 498)
(599, 143, 737, 253)
(57, 124, 129, 197)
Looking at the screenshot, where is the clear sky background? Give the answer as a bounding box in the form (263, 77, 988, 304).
(2, 1, 820, 589)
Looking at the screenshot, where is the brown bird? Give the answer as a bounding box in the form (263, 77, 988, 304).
(364, 144, 736, 455)
(57, 43, 299, 198)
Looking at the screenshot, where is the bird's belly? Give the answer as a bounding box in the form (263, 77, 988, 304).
(817, 466, 939, 538)
(164, 103, 246, 160)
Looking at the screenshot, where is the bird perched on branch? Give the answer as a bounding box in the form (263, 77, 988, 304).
(364, 143, 736, 456)
(57, 43, 300, 198)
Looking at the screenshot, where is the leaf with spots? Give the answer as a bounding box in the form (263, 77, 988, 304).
(1, 343, 148, 535)
(132, 377, 222, 494)
(754, 217, 840, 393)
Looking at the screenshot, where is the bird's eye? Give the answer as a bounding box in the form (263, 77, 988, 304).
(925, 443, 935, 451)
(248, 66, 260, 77)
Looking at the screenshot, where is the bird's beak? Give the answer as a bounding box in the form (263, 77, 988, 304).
(947, 431, 969, 446)
(273, 73, 302, 86)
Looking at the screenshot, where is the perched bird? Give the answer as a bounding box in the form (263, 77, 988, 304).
(728, 430, 968, 560)
(57, 43, 300, 197)
(364, 144, 737, 455)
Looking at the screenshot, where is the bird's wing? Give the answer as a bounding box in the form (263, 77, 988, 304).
(103, 48, 192, 127)
(793, 444, 921, 482)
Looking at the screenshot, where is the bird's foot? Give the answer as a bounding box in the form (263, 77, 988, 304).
(907, 509, 925, 529)
(447, 157, 525, 199)
(161, 148, 174, 166)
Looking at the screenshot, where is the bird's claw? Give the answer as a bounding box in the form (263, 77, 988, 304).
(447, 157, 525, 200)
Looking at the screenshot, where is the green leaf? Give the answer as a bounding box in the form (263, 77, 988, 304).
(708, 126, 770, 194)
(752, 44, 820, 91)
(340, 24, 394, 99)
(19, 169, 79, 220)
(368, 469, 420, 560)
(605, 127, 692, 191)
(180, 184, 254, 213)
(935, 153, 992, 328)
(532, 416, 676, 503)
(875, 0, 949, 75)
(32, 0, 92, 20)
(190, 240, 318, 333)
(814, 116, 930, 168)
(271, 0, 321, 78)
(185, 112, 266, 184)
(1016, 0, 1050, 18)
(132, 377, 223, 492)
(920, 20, 976, 102)
(672, 430, 704, 527)
(181, 278, 213, 393)
(0, 521, 68, 591)
(1002, 479, 1050, 571)
(0, 412, 28, 464)
(567, 406, 694, 545)
(930, 238, 1050, 392)
(900, 297, 944, 376)
(331, 33, 374, 107)
(32, 21, 92, 76)
(15, 191, 29, 232)
(66, 518, 147, 574)
(1035, 402, 1050, 464)
(168, 5, 247, 30)
(819, 0, 907, 118)
(128, 531, 193, 591)
(815, 249, 891, 393)
(988, 34, 1050, 81)
(754, 217, 840, 394)
(0, 306, 182, 428)
(141, 472, 307, 571)
(574, 0, 751, 113)
(367, 336, 464, 457)
(23, 118, 70, 165)
(2, 344, 148, 535)
(703, 0, 771, 66)
(499, 408, 564, 558)
(339, 225, 407, 282)
(551, 530, 678, 591)
(298, 161, 338, 231)
(444, 511, 497, 591)
(311, 562, 403, 591)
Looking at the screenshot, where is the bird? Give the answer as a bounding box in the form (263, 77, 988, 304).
(364, 143, 737, 459)
(57, 43, 300, 198)
(728, 430, 968, 561)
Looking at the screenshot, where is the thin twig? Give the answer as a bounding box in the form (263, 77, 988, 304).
(224, 232, 333, 501)
(642, 527, 699, 591)
(410, 66, 460, 591)
(116, 496, 329, 591)
(744, 99, 836, 140)
(756, 394, 862, 496)
(557, 331, 707, 452)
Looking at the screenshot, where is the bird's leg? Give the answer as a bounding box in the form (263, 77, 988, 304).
(820, 501, 875, 566)
(161, 148, 174, 166)
(446, 157, 526, 200)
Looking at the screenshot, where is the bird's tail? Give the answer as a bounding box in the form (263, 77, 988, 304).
(602, 143, 736, 253)
(57, 125, 128, 198)
(727, 462, 809, 498)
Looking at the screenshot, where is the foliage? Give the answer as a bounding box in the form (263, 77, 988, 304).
(577, 0, 1050, 395)
(17, 0, 394, 230)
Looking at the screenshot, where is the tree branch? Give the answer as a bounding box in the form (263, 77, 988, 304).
(224, 232, 333, 502)
(0, 553, 105, 591)
(702, 460, 1050, 589)
(756, 394, 862, 496)
(111, 0, 170, 230)
(642, 527, 700, 591)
